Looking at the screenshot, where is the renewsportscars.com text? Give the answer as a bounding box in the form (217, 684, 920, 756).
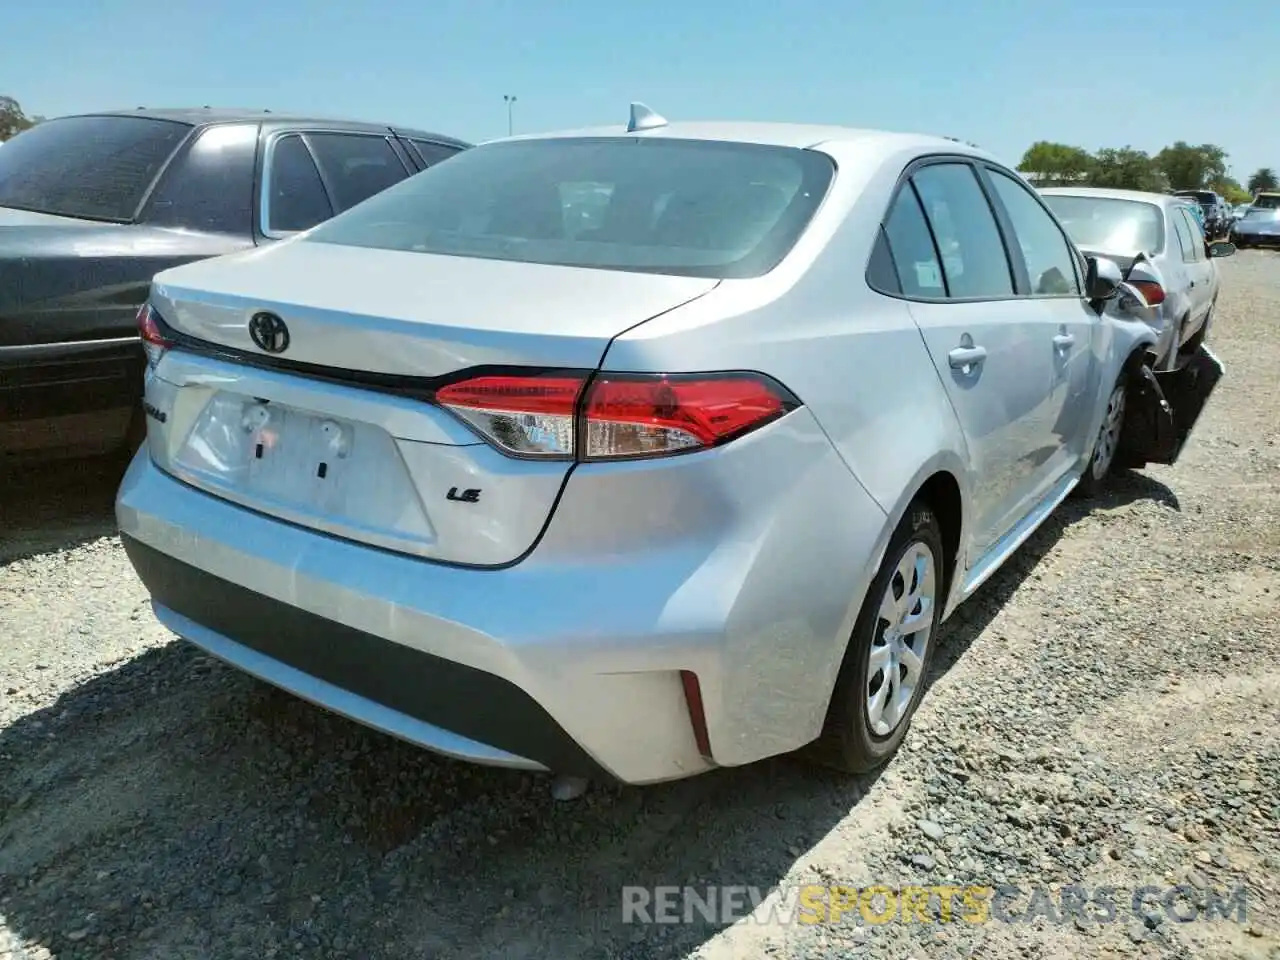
(621, 883, 1249, 927)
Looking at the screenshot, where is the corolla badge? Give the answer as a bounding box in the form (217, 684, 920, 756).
(248, 312, 291, 354)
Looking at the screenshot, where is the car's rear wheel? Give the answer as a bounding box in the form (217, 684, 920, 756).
(1076, 375, 1127, 498)
(810, 502, 944, 774)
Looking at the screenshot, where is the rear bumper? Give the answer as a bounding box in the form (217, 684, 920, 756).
(117, 409, 888, 784)
(123, 534, 610, 777)
(0, 336, 143, 457)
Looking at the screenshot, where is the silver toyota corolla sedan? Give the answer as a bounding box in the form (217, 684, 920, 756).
(116, 105, 1221, 787)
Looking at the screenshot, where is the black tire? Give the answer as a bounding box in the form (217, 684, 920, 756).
(1076, 371, 1128, 498)
(809, 502, 945, 774)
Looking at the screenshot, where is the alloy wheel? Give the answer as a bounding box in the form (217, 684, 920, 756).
(1091, 384, 1126, 480)
(866, 541, 937, 736)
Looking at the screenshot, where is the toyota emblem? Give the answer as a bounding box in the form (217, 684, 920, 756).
(248, 312, 291, 354)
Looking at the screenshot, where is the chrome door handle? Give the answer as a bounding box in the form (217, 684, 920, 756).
(948, 345, 987, 369)
(1053, 333, 1075, 349)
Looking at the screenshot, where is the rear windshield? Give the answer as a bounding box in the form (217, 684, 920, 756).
(1041, 195, 1164, 256)
(1253, 194, 1280, 210)
(0, 115, 191, 222)
(1174, 191, 1215, 204)
(304, 137, 836, 278)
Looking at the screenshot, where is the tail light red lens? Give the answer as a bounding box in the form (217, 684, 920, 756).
(433, 370, 799, 461)
(1129, 280, 1166, 306)
(582, 374, 794, 460)
(136, 303, 173, 369)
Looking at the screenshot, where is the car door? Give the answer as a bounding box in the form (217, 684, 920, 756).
(888, 160, 1055, 555)
(1172, 207, 1214, 332)
(980, 164, 1100, 477)
(1184, 206, 1218, 314)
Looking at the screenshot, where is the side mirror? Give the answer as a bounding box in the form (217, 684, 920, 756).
(1085, 255, 1124, 300)
(1208, 241, 1236, 258)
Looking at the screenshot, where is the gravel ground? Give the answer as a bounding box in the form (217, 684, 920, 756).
(2, 251, 1279, 960)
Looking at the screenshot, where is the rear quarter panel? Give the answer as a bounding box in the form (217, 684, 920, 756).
(602, 140, 975, 615)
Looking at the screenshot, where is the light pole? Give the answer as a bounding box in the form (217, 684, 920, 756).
(503, 95, 517, 137)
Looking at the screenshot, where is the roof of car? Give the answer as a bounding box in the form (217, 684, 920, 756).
(497, 119, 990, 157)
(1040, 186, 1179, 206)
(61, 107, 471, 147)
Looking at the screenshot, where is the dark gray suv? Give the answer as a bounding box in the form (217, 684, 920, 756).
(0, 108, 470, 463)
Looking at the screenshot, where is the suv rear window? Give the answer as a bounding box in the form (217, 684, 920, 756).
(0, 115, 191, 222)
(303, 137, 835, 279)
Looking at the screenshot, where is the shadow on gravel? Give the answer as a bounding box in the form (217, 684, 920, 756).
(0, 454, 128, 564)
(0, 468, 1176, 960)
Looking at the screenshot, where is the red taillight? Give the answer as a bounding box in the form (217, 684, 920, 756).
(433, 370, 798, 461)
(1129, 280, 1166, 306)
(137, 303, 172, 346)
(582, 374, 793, 460)
(136, 303, 173, 369)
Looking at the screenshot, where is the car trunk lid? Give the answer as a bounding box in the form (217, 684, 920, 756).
(149, 239, 718, 375)
(143, 241, 718, 565)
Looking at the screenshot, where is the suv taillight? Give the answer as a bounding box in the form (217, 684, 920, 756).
(434, 370, 800, 461)
(137, 303, 173, 369)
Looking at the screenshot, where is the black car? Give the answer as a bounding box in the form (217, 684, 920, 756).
(0, 108, 470, 463)
(1172, 189, 1228, 238)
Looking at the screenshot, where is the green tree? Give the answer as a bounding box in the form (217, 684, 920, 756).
(1248, 167, 1278, 194)
(1018, 141, 1093, 185)
(1088, 147, 1167, 192)
(1155, 141, 1228, 190)
(0, 95, 36, 141)
(1211, 177, 1252, 205)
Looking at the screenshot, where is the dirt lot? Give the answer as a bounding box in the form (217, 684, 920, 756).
(2, 251, 1279, 960)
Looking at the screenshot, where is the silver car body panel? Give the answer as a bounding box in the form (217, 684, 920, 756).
(121, 121, 1162, 783)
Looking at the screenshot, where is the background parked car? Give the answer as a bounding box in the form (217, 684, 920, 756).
(1041, 187, 1234, 370)
(1172, 189, 1229, 237)
(1231, 205, 1280, 249)
(0, 109, 470, 463)
(1175, 196, 1208, 236)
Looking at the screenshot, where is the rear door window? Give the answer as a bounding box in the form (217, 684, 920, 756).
(145, 123, 258, 234)
(0, 115, 191, 221)
(410, 140, 464, 167)
(305, 133, 410, 212)
(986, 169, 1081, 295)
(1171, 209, 1195, 261)
(264, 134, 333, 234)
(882, 185, 945, 297)
(910, 162, 1014, 299)
(1178, 209, 1205, 261)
